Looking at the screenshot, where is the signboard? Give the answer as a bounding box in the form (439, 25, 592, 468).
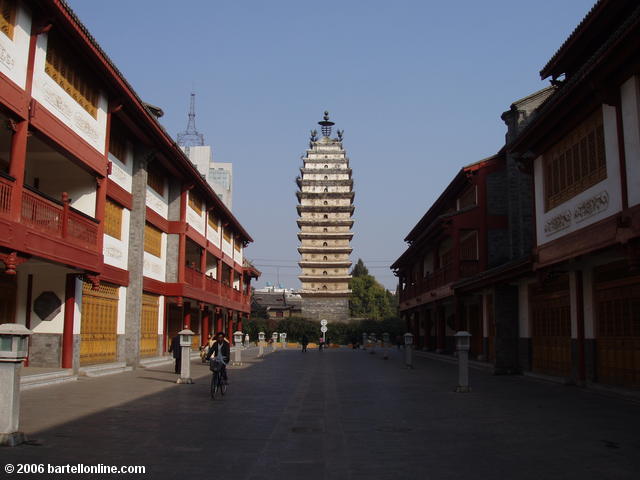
(320, 319, 328, 326)
(320, 326, 328, 333)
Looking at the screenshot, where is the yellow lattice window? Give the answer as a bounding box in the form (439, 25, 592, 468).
(208, 212, 219, 231)
(223, 228, 232, 243)
(45, 33, 99, 118)
(544, 109, 607, 211)
(108, 131, 128, 163)
(0, 0, 16, 40)
(104, 198, 123, 240)
(234, 240, 241, 253)
(147, 165, 165, 196)
(188, 191, 203, 215)
(140, 293, 159, 358)
(144, 222, 162, 257)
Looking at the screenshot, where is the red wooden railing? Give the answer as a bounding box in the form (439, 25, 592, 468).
(204, 275, 220, 295)
(0, 173, 13, 216)
(184, 265, 203, 289)
(20, 188, 98, 250)
(459, 260, 479, 278)
(400, 265, 455, 302)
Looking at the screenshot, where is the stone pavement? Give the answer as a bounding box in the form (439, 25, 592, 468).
(1, 346, 640, 479)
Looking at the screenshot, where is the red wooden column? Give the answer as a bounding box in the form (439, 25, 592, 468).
(202, 308, 211, 342)
(183, 302, 191, 329)
(200, 247, 207, 282)
(227, 310, 234, 342)
(436, 304, 446, 353)
(215, 307, 223, 334)
(237, 313, 243, 333)
(575, 271, 586, 384)
(61, 274, 77, 369)
(8, 120, 28, 222)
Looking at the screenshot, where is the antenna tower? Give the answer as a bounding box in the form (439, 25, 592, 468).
(177, 93, 205, 149)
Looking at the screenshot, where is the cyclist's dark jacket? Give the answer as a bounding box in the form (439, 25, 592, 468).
(206, 340, 230, 363)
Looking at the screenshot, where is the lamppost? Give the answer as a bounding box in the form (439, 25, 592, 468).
(176, 328, 194, 384)
(404, 332, 414, 369)
(258, 331, 265, 357)
(233, 331, 244, 366)
(272, 332, 278, 351)
(455, 331, 472, 392)
(244, 333, 250, 347)
(0, 323, 33, 446)
(280, 332, 287, 349)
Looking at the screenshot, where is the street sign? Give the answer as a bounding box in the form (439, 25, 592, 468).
(320, 319, 328, 326)
(320, 326, 328, 333)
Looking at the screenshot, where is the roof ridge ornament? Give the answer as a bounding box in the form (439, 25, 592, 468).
(318, 110, 334, 137)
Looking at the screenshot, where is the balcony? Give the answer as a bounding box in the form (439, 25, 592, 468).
(400, 260, 480, 303)
(184, 265, 203, 289)
(0, 172, 13, 215)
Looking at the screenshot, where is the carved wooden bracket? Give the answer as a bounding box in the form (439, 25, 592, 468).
(85, 274, 101, 290)
(0, 251, 28, 275)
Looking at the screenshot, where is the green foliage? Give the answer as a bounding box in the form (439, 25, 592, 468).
(349, 259, 397, 320)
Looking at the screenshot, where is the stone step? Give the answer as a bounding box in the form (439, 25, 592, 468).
(139, 356, 174, 368)
(79, 362, 132, 378)
(20, 370, 78, 390)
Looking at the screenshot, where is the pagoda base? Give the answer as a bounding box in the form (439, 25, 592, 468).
(301, 296, 350, 322)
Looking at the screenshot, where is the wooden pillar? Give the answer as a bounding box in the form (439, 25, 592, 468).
(202, 308, 211, 341)
(215, 308, 223, 334)
(200, 247, 207, 278)
(61, 274, 77, 369)
(227, 310, 234, 341)
(8, 120, 28, 222)
(436, 304, 446, 353)
(575, 270, 586, 384)
(183, 302, 191, 330)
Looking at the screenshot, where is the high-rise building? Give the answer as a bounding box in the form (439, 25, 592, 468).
(177, 94, 233, 210)
(296, 112, 354, 321)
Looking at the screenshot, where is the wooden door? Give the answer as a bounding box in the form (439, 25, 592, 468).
(594, 271, 640, 389)
(530, 276, 571, 378)
(80, 281, 118, 365)
(140, 293, 159, 358)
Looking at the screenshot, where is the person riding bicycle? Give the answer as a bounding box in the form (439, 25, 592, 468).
(206, 332, 230, 384)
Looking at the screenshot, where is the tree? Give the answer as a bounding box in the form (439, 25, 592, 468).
(349, 259, 397, 320)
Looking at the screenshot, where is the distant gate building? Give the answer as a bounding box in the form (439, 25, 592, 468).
(296, 112, 354, 321)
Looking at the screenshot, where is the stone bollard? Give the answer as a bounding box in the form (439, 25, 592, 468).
(455, 331, 472, 392)
(177, 328, 194, 384)
(233, 331, 243, 366)
(244, 334, 250, 347)
(280, 333, 287, 349)
(258, 332, 265, 357)
(272, 332, 278, 352)
(404, 332, 414, 369)
(0, 323, 33, 446)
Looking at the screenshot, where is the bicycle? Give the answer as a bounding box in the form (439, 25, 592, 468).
(209, 357, 227, 399)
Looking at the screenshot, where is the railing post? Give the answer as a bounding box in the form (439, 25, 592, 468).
(61, 192, 70, 239)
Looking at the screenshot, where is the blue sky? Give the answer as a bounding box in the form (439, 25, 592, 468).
(68, 0, 595, 289)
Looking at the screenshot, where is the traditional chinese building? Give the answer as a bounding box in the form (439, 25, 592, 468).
(0, 0, 259, 377)
(296, 112, 354, 321)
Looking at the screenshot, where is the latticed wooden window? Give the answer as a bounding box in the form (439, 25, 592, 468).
(147, 166, 165, 196)
(544, 109, 606, 211)
(140, 293, 159, 358)
(144, 222, 162, 257)
(223, 228, 232, 243)
(104, 198, 123, 240)
(108, 131, 127, 163)
(188, 191, 203, 215)
(458, 186, 476, 210)
(460, 231, 478, 260)
(0, 0, 16, 39)
(45, 33, 99, 118)
(234, 240, 241, 252)
(208, 212, 219, 231)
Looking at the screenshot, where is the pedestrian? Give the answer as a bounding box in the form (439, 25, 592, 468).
(200, 334, 214, 363)
(301, 334, 309, 353)
(206, 331, 231, 384)
(169, 333, 182, 374)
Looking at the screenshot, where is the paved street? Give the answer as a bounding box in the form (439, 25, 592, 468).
(2, 347, 640, 479)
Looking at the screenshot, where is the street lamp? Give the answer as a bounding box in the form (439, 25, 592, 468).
(280, 332, 287, 349)
(233, 331, 243, 365)
(176, 328, 194, 384)
(258, 331, 265, 357)
(272, 332, 278, 351)
(0, 323, 33, 446)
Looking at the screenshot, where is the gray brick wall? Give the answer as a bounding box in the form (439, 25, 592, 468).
(301, 297, 350, 322)
(488, 229, 509, 268)
(486, 170, 508, 216)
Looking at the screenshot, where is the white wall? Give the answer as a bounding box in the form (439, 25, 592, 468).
(207, 221, 221, 248)
(535, 105, 623, 245)
(0, 3, 31, 89)
(146, 183, 169, 218)
(31, 33, 108, 154)
(222, 234, 233, 258)
(621, 76, 640, 207)
(143, 232, 166, 282)
(108, 146, 133, 193)
(103, 207, 130, 269)
(186, 192, 205, 234)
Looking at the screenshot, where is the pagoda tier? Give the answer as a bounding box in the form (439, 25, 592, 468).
(297, 112, 354, 321)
